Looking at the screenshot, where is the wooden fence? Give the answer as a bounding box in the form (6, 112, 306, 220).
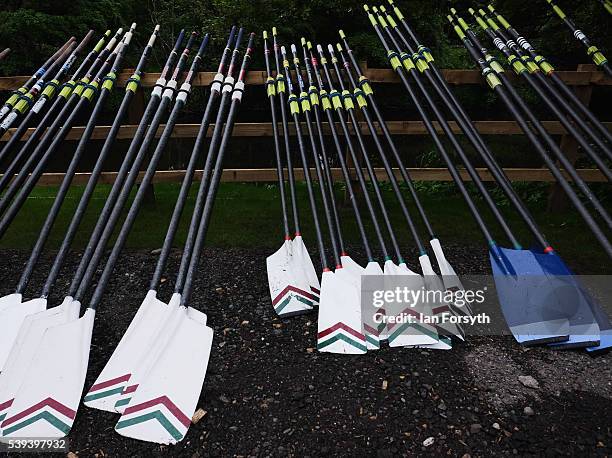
(0, 64, 610, 210)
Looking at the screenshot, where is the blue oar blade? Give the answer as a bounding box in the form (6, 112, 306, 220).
(490, 246, 569, 345)
(531, 251, 600, 349)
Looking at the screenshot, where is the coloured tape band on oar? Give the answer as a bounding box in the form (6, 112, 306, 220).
(307, 40, 384, 349)
(84, 27, 236, 414)
(468, 8, 612, 231)
(0, 27, 124, 222)
(0, 30, 111, 194)
(0, 29, 128, 237)
(0, 25, 139, 371)
(546, 0, 612, 77)
(264, 33, 314, 317)
(114, 32, 254, 446)
(329, 42, 449, 347)
(485, 4, 612, 152)
(364, 4, 571, 346)
(0, 36, 76, 122)
(272, 29, 321, 306)
(476, 8, 612, 172)
(0, 31, 209, 441)
(338, 31, 465, 297)
(448, 14, 601, 349)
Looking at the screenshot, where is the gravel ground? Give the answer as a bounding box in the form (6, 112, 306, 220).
(0, 245, 610, 457)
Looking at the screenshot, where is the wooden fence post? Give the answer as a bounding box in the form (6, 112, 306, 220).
(546, 64, 595, 213)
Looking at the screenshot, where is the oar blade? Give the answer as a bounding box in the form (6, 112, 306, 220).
(84, 291, 174, 412)
(114, 307, 213, 445)
(0, 308, 94, 438)
(362, 261, 383, 350)
(0, 295, 46, 371)
(532, 251, 602, 349)
(490, 246, 570, 345)
(293, 236, 320, 304)
(0, 298, 79, 424)
(384, 260, 439, 347)
(267, 240, 314, 317)
(430, 238, 464, 292)
(317, 270, 367, 354)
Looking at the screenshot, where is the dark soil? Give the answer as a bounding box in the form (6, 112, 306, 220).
(0, 245, 610, 457)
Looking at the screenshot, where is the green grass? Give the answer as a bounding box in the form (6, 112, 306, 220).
(1, 182, 608, 273)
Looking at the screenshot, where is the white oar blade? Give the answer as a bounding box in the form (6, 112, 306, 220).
(317, 270, 367, 354)
(0, 308, 94, 438)
(0, 298, 79, 424)
(114, 307, 213, 445)
(293, 236, 320, 304)
(84, 290, 174, 412)
(384, 260, 439, 347)
(0, 295, 46, 371)
(112, 295, 188, 414)
(267, 240, 314, 317)
(430, 238, 464, 292)
(0, 293, 22, 313)
(419, 255, 464, 342)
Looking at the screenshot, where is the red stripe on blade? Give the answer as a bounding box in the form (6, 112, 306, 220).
(89, 373, 131, 393)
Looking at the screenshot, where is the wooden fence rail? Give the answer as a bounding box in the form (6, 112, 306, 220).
(0, 68, 610, 202)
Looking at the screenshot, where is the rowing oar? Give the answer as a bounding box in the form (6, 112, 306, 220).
(0, 25, 149, 367)
(0, 28, 124, 219)
(486, 4, 612, 151)
(0, 28, 131, 237)
(0, 27, 183, 430)
(0, 48, 10, 62)
(338, 30, 464, 296)
(601, 0, 612, 16)
(272, 28, 321, 308)
(108, 26, 240, 418)
(469, 9, 612, 227)
(264, 32, 315, 317)
(365, 5, 570, 345)
(0, 32, 209, 440)
(546, 0, 612, 77)
(475, 8, 612, 175)
(293, 41, 380, 349)
(83, 26, 238, 414)
(306, 40, 385, 350)
(114, 33, 255, 445)
(449, 14, 601, 350)
(0, 40, 77, 137)
(66, 31, 196, 299)
(335, 42, 468, 346)
(280, 38, 368, 354)
(0, 36, 76, 122)
(326, 43, 454, 347)
(0, 30, 110, 194)
(319, 43, 439, 348)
